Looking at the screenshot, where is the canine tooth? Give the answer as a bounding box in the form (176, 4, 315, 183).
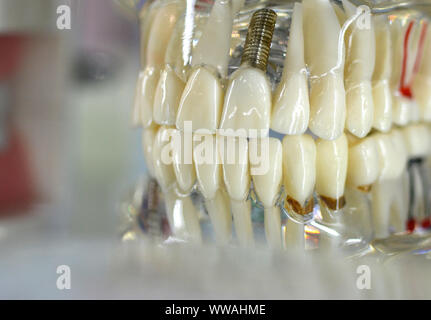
(152, 126, 177, 191)
(346, 135, 379, 190)
(176, 67, 224, 133)
(315, 134, 348, 210)
(172, 129, 196, 194)
(176, 0, 234, 132)
(231, 199, 254, 247)
(221, 136, 250, 201)
(153, 66, 185, 126)
(372, 19, 393, 132)
(413, 24, 431, 121)
(205, 189, 232, 244)
(142, 125, 159, 178)
(271, 3, 309, 135)
(193, 133, 221, 200)
(403, 124, 431, 158)
(343, 0, 375, 138)
(282, 135, 316, 214)
(220, 67, 272, 137)
(164, 190, 202, 243)
(303, 0, 345, 140)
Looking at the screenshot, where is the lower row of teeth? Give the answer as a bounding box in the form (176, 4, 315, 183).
(132, 0, 431, 249)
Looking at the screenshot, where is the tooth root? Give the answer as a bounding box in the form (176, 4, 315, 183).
(371, 179, 394, 239)
(285, 218, 305, 250)
(315, 134, 348, 210)
(191, 0, 234, 78)
(250, 138, 283, 207)
(205, 189, 232, 244)
(176, 67, 224, 133)
(219, 67, 272, 137)
(152, 126, 177, 191)
(413, 25, 431, 121)
(303, 0, 345, 140)
(346, 135, 380, 190)
(403, 124, 431, 158)
(282, 135, 316, 214)
(343, 1, 375, 138)
(164, 190, 202, 243)
(264, 206, 282, 249)
(389, 172, 409, 233)
(231, 199, 254, 247)
(142, 124, 159, 178)
(271, 3, 309, 135)
(193, 134, 221, 200)
(171, 129, 196, 194)
(153, 66, 185, 126)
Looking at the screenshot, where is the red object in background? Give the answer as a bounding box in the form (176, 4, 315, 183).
(0, 35, 24, 81)
(0, 129, 36, 215)
(421, 218, 431, 229)
(407, 218, 416, 233)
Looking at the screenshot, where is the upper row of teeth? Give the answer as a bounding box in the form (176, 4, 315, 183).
(132, 0, 431, 141)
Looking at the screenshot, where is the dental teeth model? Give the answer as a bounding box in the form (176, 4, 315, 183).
(131, 0, 431, 252)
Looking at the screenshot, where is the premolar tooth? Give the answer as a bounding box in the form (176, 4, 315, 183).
(172, 129, 196, 194)
(282, 135, 316, 214)
(372, 17, 393, 132)
(176, 0, 234, 132)
(152, 126, 177, 191)
(271, 3, 309, 135)
(303, 0, 345, 140)
(142, 124, 159, 178)
(403, 124, 431, 158)
(315, 134, 348, 210)
(346, 135, 379, 190)
(390, 129, 408, 177)
(373, 132, 399, 181)
(343, 0, 375, 138)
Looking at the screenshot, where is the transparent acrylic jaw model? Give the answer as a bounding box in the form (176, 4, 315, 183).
(123, 0, 431, 260)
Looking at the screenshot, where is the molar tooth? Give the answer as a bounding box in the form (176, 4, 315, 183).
(403, 124, 431, 158)
(282, 135, 316, 215)
(315, 134, 348, 210)
(152, 126, 177, 191)
(303, 0, 345, 140)
(271, 3, 309, 135)
(346, 135, 379, 190)
(343, 0, 375, 138)
(171, 129, 196, 194)
(372, 18, 393, 132)
(373, 132, 399, 181)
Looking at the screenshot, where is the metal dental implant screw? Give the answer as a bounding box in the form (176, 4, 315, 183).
(241, 8, 277, 72)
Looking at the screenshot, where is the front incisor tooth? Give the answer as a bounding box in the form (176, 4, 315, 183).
(346, 135, 379, 190)
(176, 67, 224, 133)
(271, 3, 309, 135)
(172, 129, 196, 194)
(282, 135, 316, 214)
(303, 0, 346, 140)
(343, 0, 375, 138)
(315, 133, 348, 210)
(220, 67, 272, 137)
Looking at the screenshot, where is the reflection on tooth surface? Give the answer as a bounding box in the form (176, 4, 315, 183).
(153, 126, 177, 191)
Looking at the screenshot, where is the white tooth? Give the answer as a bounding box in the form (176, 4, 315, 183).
(264, 206, 282, 249)
(390, 128, 408, 177)
(204, 189, 232, 244)
(176, 68, 223, 133)
(221, 136, 251, 201)
(176, 0, 234, 133)
(285, 218, 305, 250)
(193, 133, 221, 200)
(219, 67, 272, 137)
(250, 138, 283, 207)
(132, 71, 145, 127)
(282, 135, 316, 213)
(371, 179, 393, 239)
(153, 66, 186, 126)
(315, 134, 348, 209)
(343, 0, 375, 138)
(152, 126, 177, 191)
(140, 2, 183, 128)
(346, 135, 379, 190)
(389, 171, 409, 233)
(303, 0, 345, 140)
(403, 124, 431, 158)
(373, 132, 399, 181)
(371, 18, 392, 132)
(164, 190, 202, 243)
(231, 199, 254, 247)
(171, 129, 196, 194)
(271, 3, 309, 135)
(142, 124, 159, 178)
(413, 25, 431, 121)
